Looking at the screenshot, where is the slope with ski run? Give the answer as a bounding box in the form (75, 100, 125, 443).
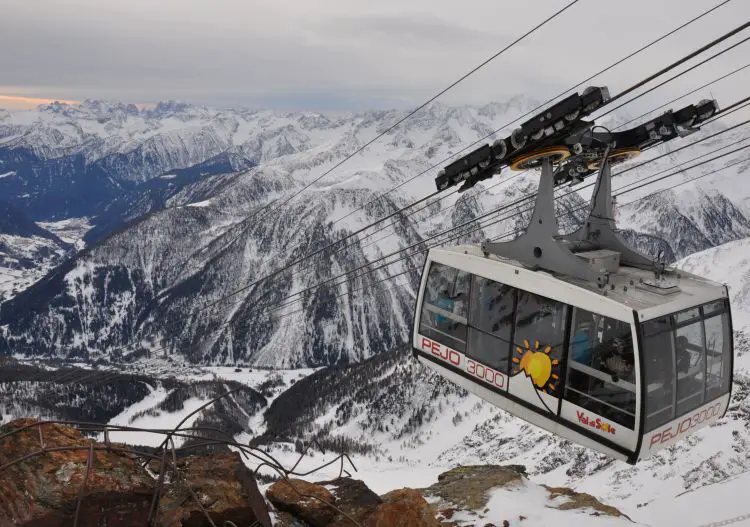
(99, 365, 317, 447)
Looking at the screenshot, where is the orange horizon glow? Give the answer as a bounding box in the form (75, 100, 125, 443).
(0, 94, 80, 111)
(0, 95, 158, 112)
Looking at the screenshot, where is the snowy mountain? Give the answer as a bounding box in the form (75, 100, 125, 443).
(0, 201, 72, 303)
(1, 97, 749, 368)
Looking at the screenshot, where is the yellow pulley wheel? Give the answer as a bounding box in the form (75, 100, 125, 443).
(587, 147, 641, 170)
(509, 146, 571, 171)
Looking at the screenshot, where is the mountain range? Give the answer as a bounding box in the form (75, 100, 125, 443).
(1, 97, 749, 367)
(1, 96, 750, 524)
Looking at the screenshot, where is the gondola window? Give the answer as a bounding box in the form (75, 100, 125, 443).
(674, 308, 706, 415)
(467, 276, 515, 372)
(564, 308, 637, 429)
(513, 291, 566, 394)
(642, 299, 732, 432)
(419, 263, 470, 352)
(704, 309, 731, 399)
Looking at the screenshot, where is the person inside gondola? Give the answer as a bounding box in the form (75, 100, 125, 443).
(434, 288, 455, 326)
(571, 315, 595, 366)
(434, 287, 466, 329)
(602, 336, 635, 383)
(676, 336, 694, 374)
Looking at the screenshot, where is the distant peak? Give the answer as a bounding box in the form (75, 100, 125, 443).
(146, 100, 198, 117)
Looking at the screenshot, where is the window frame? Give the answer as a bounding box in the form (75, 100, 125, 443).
(418, 262, 471, 352)
(510, 288, 569, 398)
(638, 298, 732, 432)
(466, 274, 518, 374)
(563, 306, 638, 429)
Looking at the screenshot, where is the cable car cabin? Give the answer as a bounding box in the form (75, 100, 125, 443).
(412, 246, 733, 464)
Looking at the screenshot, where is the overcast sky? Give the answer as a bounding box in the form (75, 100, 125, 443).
(1, 0, 749, 113)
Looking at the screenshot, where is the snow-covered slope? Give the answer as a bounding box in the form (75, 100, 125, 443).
(678, 237, 750, 331)
(0, 201, 72, 303)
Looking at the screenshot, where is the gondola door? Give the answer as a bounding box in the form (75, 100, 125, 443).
(558, 307, 641, 454)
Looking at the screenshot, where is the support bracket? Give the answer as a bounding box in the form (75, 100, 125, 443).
(562, 151, 657, 271)
(480, 148, 659, 287)
(481, 157, 609, 287)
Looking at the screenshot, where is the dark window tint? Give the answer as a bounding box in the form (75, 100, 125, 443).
(675, 319, 705, 415)
(703, 300, 725, 317)
(674, 307, 700, 325)
(704, 311, 731, 399)
(469, 276, 515, 340)
(564, 308, 636, 429)
(467, 328, 511, 372)
(419, 263, 469, 352)
(512, 291, 566, 395)
(641, 299, 732, 432)
(643, 323, 675, 431)
(466, 277, 515, 373)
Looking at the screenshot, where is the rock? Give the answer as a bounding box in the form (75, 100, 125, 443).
(319, 477, 382, 526)
(267, 479, 337, 527)
(0, 418, 154, 527)
(543, 486, 628, 519)
(0, 418, 270, 527)
(157, 451, 271, 527)
(439, 507, 455, 519)
(425, 465, 525, 510)
(364, 488, 440, 527)
(272, 510, 310, 526)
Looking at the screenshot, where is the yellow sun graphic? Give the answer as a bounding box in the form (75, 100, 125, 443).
(512, 339, 560, 394)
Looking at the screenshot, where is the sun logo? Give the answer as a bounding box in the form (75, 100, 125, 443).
(512, 339, 560, 394)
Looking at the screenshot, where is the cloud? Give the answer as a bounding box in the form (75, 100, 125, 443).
(0, 95, 80, 111)
(1, 0, 749, 113)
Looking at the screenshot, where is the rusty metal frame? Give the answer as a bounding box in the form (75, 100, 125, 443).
(0, 416, 364, 527)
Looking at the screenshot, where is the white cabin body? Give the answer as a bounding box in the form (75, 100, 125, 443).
(412, 245, 733, 463)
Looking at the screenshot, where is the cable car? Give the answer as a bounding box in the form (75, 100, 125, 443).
(412, 93, 732, 463)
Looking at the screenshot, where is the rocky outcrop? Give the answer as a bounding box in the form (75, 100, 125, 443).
(265, 465, 629, 526)
(0, 417, 629, 526)
(367, 488, 438, 527)
(266, 478, 439, 527)
(266, 479, 338, 527)
(423, 465, 526, 511)
(155, 452, 272, 527)
(0, 418, 153, 527)
(0, 418, 270, 527)
(423, 465, 629, 525)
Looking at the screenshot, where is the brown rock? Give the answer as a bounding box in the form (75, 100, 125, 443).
(267, 479, 337, 527)
(543, 486, 628, 519)
(365, 488, 440, 527)
(0, 418, 271, 527)
(0, 418, 154, 527)
(273, 510, 310, 526)
(319, 477, 382, 526)
(157, 451, 271, 527)
(439, 507, 455, 519)
(424, 466, 525, 511)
